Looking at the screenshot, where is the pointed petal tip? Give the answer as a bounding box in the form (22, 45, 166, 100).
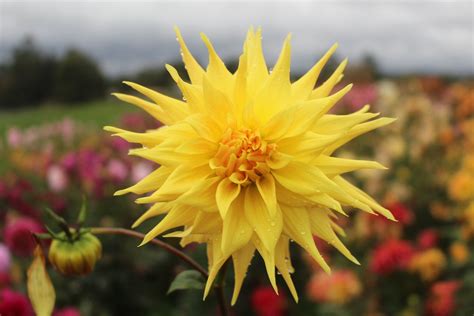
(113, 189, 127, 196)
(137, 239, 148, 247)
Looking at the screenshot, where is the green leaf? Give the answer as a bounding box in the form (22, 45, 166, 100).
(167, 270, 205, 295)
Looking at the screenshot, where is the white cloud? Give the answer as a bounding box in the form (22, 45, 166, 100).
(0, 1, 472, 76)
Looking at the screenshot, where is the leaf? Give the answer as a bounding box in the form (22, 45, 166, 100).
(167, 270, 205, 295)
(27, 242, 56, 316)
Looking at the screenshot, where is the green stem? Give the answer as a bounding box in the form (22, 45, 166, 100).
(90, 227, 208, 278)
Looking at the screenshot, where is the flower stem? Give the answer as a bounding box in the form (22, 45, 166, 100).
(90, 227, 208, 278)
(215, 260, 229, 316)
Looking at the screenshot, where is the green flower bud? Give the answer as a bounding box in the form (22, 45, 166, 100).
(48, 232, 102, 276)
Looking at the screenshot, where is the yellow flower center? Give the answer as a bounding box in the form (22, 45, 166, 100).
(211, 128, 276, 185)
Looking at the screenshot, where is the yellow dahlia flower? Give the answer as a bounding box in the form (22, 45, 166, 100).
(105, 27, 395, 304)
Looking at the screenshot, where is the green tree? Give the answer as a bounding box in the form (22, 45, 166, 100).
(0, 37, 56, 108)
(54, 49, 106, 103)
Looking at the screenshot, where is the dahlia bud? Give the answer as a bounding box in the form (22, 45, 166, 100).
(48, 232, 102, 276)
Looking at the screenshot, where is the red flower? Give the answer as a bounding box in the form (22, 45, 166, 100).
(370, 239, 415, 275)
(385, 202, 414, 225)
(425, 281, 460, 316)
(53, 307, 81, 316)
(417, 229, 439, 250)
(251, 286, 286, 316)
(0, 288, 33, 316)
(3, 218, 43, 257)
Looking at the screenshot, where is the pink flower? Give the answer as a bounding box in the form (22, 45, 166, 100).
(0, 244, 11, 273)
(417, 229, 439, 250)
(6, 128, 22, 148)
(370, 239, 415, 275)
(53, 307, 81, 316)
(107, 159, 128, 183)
(3, 218, 43, 257)
(47, 165, 69, 193)
(425, 281, 460, 316)
(251, 286, 286, 316)
(0, 288, 33, 316)
(131, 162, 154, 183)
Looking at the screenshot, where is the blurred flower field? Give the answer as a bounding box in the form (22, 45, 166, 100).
(0, 76, 473, 315)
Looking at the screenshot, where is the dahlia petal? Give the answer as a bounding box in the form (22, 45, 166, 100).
(231, 243, 255, 305)
(135, 165, 211, 204)
(122, 81, 189, 122)
(310, 58, 348, 99)
(132, 202, 170, 228)
(333, 176, 396, 220)
(216, 178, 241, 218)
(253, 34, 292, 122)
(291, 43, 338, 102)
(114, 167, 171, 196)
(185, 113, 223, 142)
(200, 33, 234, 94)
(312, 106, 379, 134)
(174, 26, 205, 85)
(324, 117, 397, 154)
(281, 206, 330, 273)
(112, 93, 174, 125)
(245, 27, 268, 97)
(313, 155, 387, 176)
(204, 236, 229, 299)
(275, 236, 298, 302)
(244, 186, 282, 254)
(253, 234, 278, 293)
(256, 175, 278, 217)
(104, 126, 164, 147)
(308, 207, 360, 265)
(165, 64, 206, 113)
(221, 194, 253, 257)
(262, 84, 353, 141)
(177, 177, 220, 212)
(140, 205, 196, 245)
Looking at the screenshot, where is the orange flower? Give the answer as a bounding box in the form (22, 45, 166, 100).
(409, 248, 446, 282)
(449, 242, 469, 264)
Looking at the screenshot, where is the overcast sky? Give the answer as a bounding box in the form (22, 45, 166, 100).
(1, 1, 473, 77)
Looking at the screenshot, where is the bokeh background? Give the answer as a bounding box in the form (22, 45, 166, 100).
(1, 1, 473, 315)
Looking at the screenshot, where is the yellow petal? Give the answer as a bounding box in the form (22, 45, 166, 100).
(281, 205, 330, 273)
(112, 93, 175, 125)
(253, 234, 278, 293)
(122, 81, 189, 122)
(275, 236, 298, 302)
(174, 26, 205, 85)
(333, 175, 395, 220)
(165, 64, 206, 113)
(308, 207, 360, 265)
(291, 43, 338, 102)
(245, 27, 268, 98)
(216, 178, 241, 218)
(244, 185, 283, 254)
(201, 33, 234, 94)
(324, 117, 397, 155)
(27, 244, 55, 316)
(221, 194, 253, 256)
(256, 174, 278, 217)
(313, 155, 387, 176)
(114, 167, 171, 196)
(132, 202, 170, 228)
(140, 205, 197, 245)
(231, 243, 255, 305)
(310, 58, 348, 99)
(136, 165, 211, 204)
